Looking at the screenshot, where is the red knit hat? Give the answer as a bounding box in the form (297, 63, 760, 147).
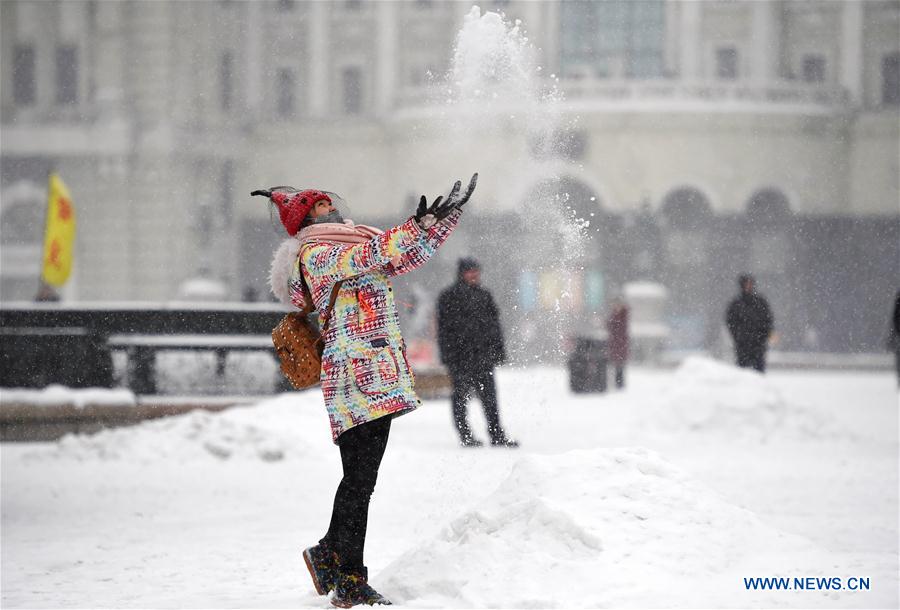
(271, 189, 331, 236)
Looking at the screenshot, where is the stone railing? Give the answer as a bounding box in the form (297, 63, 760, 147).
(561, 79, 851, 108)
(394, 78, 852, 113)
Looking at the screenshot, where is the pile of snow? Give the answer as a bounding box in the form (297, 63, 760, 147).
(652, 357, 840, 441)
(4, 367, 896, 608)
(379, 447, 824, 608)
(26, 393, 332, 463)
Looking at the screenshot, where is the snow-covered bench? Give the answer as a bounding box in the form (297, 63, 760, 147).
(106, 333, 279, 394)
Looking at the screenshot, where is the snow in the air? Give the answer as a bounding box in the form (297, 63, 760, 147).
(2, 359, 897, 608)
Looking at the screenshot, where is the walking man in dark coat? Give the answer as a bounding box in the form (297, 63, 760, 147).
(726, 274, 774, 373)
(888, 289, 900, 386)
(437, 258, 517, 447)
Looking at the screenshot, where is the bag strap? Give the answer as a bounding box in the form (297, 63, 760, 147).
(319, 280, 343, 335)
(298, 262, 343, 333)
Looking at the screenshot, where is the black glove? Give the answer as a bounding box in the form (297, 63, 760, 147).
(414, 173, 478, 227)
(250, 189, 272, 198)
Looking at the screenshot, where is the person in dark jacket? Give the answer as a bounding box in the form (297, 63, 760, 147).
(888, 289, 900, 386)
(725, 274, 774, 373)
(437, 258, 517, 447)
(606, 297, 629, 389)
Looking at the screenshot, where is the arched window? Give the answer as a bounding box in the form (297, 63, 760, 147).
(0, 182, 44, 246)
(745, 188, 792, 275)
(746, 188, 791, 224)
(660, 187, 712, 267)
(660, 187, 712, 229)
(522, 176, 603, 224)
(1, 181, 46, 301)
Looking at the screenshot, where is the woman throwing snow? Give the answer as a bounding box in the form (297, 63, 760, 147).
(254, 174, 477, 607)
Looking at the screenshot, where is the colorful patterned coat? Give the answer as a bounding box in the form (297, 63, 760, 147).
(289, 211, 461, 443)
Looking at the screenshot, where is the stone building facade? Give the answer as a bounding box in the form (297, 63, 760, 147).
(1, 0, 898, 353)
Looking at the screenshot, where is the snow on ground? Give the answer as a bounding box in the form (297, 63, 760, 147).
(2, 358, 898, 608)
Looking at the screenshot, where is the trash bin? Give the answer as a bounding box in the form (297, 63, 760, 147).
(568, 336, 607, 393)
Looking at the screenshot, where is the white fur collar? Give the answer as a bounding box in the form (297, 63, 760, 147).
(269, 237, 301, 307)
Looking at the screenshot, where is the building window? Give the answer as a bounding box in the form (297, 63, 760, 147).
(716, 47, 738, 80)
(277, 68, 295, 117)
(342, 67, 362, 115)
(883, 52, 900, 106)
(56, 45, 79, 105)
(560, 0, 665, 79)
(13, 45, 36, 106)
(802, 55, 825, 83)
(220, 51, 234, 111)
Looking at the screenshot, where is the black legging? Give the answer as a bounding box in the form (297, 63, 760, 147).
(320, 415, 392, 573)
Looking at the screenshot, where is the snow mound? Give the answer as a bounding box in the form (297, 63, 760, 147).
(379, 447, 816, 608)
(27, 393, 332, 463)
(655, 357, 839, 441)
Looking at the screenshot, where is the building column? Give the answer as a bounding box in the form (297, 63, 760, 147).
(308, 1, 329, 117)
(839, 0, 863, 104)
(679, 1, 701, 80)
(537, 2, 560, 77)
(375, 1, 397, 116)
(750, 0, 780, 82)
(663, 0, 680, 78)
(244, 1, 263, 120)
(94, 1, 126, 118)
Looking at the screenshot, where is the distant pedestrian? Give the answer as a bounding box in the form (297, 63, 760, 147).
(725, 274, 774, 373)
(437, 258, 517, 447)
(888, 289, 900, 386)
(606, 297, 629, 389)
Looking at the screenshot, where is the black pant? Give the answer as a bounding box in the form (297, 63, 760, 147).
(735, 344, 767, 373)
(320, 415, 392, 573)
(451, 368, 505, 442)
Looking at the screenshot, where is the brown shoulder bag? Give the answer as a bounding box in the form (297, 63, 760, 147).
(272, 278, 343, 390)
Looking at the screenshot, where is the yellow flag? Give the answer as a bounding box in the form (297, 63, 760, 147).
(40, 173, 77, 287)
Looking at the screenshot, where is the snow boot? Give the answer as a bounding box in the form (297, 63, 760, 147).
(303, 544, 339, 595)
(331, 568, 392, 607)
(460, 436, 484, 448)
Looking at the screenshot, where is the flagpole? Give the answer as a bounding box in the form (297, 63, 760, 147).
(35, 171, 57, 302)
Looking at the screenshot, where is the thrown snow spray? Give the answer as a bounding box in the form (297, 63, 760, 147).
(431, 6, 589, 362)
